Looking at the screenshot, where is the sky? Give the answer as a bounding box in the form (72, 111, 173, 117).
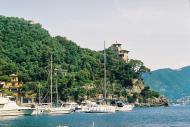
(0, 0, 190, 70)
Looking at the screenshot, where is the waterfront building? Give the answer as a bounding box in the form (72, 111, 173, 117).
(3, 74, 23, 91)
(0, 74, 37, 104)
(1, 74, 23, 102)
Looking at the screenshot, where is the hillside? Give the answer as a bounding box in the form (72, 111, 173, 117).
(142, 66, 190, 100)
(0, 16, 167, 105)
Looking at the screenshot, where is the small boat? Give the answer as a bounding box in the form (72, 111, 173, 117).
(0, 96, 34, 116)
(116, 101, 134, 112)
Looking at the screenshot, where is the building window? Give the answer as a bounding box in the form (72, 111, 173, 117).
(12, 82, 16, 86)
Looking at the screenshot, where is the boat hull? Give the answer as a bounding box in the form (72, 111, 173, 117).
(0, 109, 34, 116)
(116, 105, 134, 112)
(48, 107, 72, 114)
(85, 106, 116, 113)
(32, 107, 46, 115)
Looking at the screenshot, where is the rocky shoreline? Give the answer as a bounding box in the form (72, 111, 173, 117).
(136, 96, 169, 107)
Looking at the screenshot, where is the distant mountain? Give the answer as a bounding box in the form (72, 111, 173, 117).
(142, 66, 190, 100)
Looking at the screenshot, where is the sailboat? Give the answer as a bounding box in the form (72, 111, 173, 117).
(84, 42, 116, 113)
(47, 55, 72, 114)
(32, 85, 49, 115)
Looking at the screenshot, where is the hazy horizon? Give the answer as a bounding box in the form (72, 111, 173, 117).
(0, 0, 190, 70)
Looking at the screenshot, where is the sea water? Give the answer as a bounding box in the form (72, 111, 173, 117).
(0, 106, 190, 127)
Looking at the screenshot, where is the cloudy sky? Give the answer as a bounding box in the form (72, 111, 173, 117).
(0, 0, 190, 70)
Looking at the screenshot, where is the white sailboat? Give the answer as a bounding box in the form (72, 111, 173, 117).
(84, 102, 116, 113)
(84, 42, 116, 113)
(0, 96, 34, 116)
(48, 55, 72, 114)
(32, 85, 48, 115)
(47, 103, 72, 114)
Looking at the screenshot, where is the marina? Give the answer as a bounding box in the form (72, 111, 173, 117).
(0, 106, 190, 127)
(0, 0, 188, 126)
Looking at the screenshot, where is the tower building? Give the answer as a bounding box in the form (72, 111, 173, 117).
(111, 42, 129, 63)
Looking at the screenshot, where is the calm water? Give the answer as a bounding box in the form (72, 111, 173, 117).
(0, 106, 190, 127)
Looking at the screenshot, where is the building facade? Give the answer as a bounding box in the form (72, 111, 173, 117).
(0, 74, 23, 102)
(3, 74, 23, 92)
(111, 42, 129, 63)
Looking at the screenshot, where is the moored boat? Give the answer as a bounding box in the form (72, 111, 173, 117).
(47, 103, 72, 114)
(84, 42, 116, 113)
(0, 96, 34, 116)
(85, 105, 116, 113)
(32, 103, 51, 115)
(80, 101, 116, 113)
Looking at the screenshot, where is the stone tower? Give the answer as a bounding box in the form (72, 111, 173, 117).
(111, 42, 129, 63)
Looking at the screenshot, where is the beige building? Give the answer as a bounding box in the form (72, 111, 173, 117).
(3, 74, 23, 92)
(0, 74, 23, 102)
(111, 42, 129, 63)
(0, 74, 38, 104)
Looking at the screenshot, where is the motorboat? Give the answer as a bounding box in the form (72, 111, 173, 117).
(0, 96, 34, 116)
(116, 101, 134, 112)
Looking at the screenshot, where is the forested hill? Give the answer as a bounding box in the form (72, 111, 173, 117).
(0, 16, 165, 104)
(142, 66, 190, 100)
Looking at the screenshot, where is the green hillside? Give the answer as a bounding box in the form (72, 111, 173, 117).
(0, 16, 164, 104)
(142, 66, 190, 100)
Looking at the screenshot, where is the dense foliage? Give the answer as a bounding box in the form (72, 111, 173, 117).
(0, 16, 160, 103)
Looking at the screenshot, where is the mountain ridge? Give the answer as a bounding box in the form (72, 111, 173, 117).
(142, 65, 190, 100)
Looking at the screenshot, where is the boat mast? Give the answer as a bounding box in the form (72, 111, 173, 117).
(55, 68, 59, 106)
(38, 83, 41, 104)
(104, 41, 107, 100)
(50, 54, 53, 107)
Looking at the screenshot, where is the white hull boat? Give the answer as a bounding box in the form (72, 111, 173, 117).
(47, 103, 73, 114)
(48, 107, 72, 114)
(0, 96, 34, 116)
(32, 105, 47, 115)
(85, 105, 116, 113)
(0, 109, 34, 116)
(81, 101, 116, 113)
